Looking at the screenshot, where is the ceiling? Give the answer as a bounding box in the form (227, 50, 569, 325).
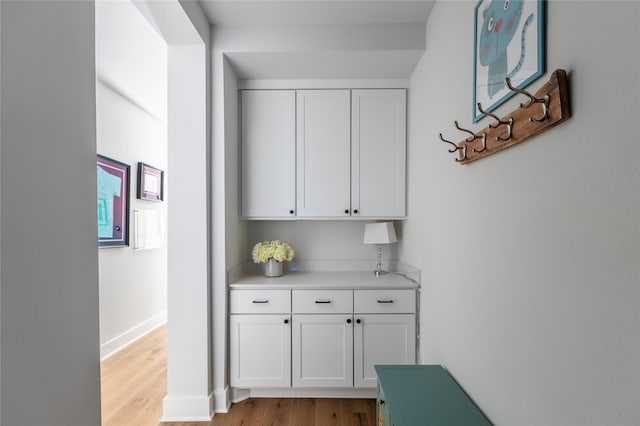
(198, 0, 436, 80)
(199, 1, 435, 26)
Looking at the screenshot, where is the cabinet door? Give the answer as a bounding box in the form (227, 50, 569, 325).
(354, 314, 415, 388)
(352, 89, 406, 218)
(241, 90, 296, 218)
(230, 314, 291, 387)
(292, 314, 353, 387)
(296, 90, 351, 217)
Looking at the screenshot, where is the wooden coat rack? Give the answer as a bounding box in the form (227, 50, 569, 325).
(439, 69, 570, 165)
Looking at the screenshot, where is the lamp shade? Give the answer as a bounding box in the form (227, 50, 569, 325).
(363, 222, 398, 244)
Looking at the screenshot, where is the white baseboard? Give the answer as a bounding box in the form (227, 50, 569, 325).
(231, 387, 376, 401)
(161, 392, 214, 422)
(100, 311, 167, 361)
(214, 386, 231, 413)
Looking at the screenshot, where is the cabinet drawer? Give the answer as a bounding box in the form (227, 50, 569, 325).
(230, 290, 291, 314)
(292, 290, 353, 313)
(354, 290, 415, 313)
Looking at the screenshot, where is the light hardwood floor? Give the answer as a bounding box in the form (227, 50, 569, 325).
(161, 398, 375, 426)
(101, 324, 376, 426)
(101, 325, 167, 426)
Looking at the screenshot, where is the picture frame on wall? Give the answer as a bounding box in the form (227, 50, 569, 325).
(472, 0, 545, 123)
(137, 162, 164, 202)
(97, 155, 130, 247)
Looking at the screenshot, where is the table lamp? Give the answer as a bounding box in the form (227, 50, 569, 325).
(363, 222, 398, 277)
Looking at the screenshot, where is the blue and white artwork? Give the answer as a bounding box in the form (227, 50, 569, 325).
(473, 0, 545, 122)
(97, 155, 130, 247)
(97, 166, 122, 238)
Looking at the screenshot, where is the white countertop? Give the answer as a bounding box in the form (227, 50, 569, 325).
(229, 271, 419, 290)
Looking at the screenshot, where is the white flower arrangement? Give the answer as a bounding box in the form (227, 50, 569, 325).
(252, 240, 295, 264)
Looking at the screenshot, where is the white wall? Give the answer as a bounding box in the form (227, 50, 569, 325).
(0, 2, 3, 418)
(247, 221, 398, 265)
(401, 1, 640, 424)
(163, 43, 211, 422)
(0, 1, 101, 424)
(96, 0, 167, 122)
(95, 0, 168, 360)
(96, 81, 168, 358)
(215, 23, 425, 80)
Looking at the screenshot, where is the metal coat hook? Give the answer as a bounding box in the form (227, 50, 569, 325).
(472, 133, 488, 153)
(454, 121, 482, 143)
(439, 133, 459, 152)
(439, 133, 467, 162)
(477, 102, 513, 141)
(505, 77, 550, 123)
(456, 144, 468, 162)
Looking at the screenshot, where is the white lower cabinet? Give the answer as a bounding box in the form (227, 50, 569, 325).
(229, 286, 417, 390)
(229, 314, 291, 388)
(229, 289, 292, 388)
(353, 314, 415, 388)
(291, 289, 354, 387)
(353, 289, 416, 387)
(292, 314, 354, 387)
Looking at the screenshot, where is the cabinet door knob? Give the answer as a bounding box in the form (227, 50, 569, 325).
(356, 318, 361, 324)
(347, 318, 352, 324)
(289, 210, 294, 214)
(353, 209, 359, 214)
(284, 318, 289, 324)
(344, 209, 349, 214)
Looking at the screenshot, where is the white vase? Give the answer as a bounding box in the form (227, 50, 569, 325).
(264, 258, 283, 277)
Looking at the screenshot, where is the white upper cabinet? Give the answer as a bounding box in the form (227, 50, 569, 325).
(352, 89, 406, 218)
(296, 90, 351, 217)
(240, 88, 406, 219)
(241, 90, 296, 218)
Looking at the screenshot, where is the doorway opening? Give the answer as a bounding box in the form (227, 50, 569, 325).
(95, 1, 168, 423)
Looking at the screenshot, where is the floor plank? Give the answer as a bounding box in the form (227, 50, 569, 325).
(101, 324, 376, 426)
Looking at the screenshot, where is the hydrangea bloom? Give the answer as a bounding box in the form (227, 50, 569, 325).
(252, 240, 295, 263)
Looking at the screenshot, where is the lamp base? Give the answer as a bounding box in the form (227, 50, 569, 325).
(374, 269, 389, 277)
(373, 243, 388, 277)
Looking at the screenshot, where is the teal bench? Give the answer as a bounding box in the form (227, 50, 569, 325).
(375, 365, 492, 426)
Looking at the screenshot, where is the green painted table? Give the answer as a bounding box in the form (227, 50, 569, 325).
(375, 365, 492, 426)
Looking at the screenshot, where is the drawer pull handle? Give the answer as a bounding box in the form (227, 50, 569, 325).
(315, 300, 331, 304)
(284, 318, 289, 324)
(252, 300, 269, 304)
(377, 299, 394, 304)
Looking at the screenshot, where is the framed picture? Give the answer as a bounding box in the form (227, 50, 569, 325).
(97, 155, 130, 247)
(137, 162, 164, 202)
(473, 0, 545, 122)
